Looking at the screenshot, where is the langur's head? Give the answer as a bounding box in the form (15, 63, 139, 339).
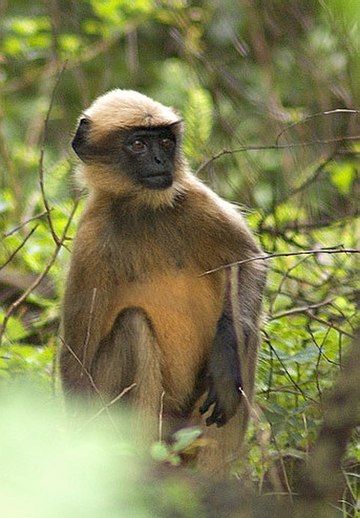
(72, 89, 189, 204)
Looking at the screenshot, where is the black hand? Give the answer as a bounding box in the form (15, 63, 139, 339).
(200, 311, 243, 427)
(200, 375, 241, 427)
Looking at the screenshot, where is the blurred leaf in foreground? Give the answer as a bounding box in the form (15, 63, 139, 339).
(0, 383, 202, 518)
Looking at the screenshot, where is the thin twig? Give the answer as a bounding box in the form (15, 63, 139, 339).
(77, 383, 137, 431)
(275, 109, 360, 145)
(260, 211, 359, 235)
(200, 248, 360, 277)
(59, 337, 100, 396)
(0, 226, 38, 271)
(38, 62, 67, 247)
(270, 255, 309, 315)
(263, 333, 316, 403)
(195, 134, 360, 175)
(286, 156, 332, 200)
(80, 288, 97, 377)
(158, 390, 165, 442)
(271, 297, 337, 320)
(60, 336, 120, 434)
(3, 210, 51, 237)
(305, 311, 353, 339)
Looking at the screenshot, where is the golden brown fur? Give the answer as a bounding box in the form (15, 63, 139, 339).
(60, 89, 266, 475)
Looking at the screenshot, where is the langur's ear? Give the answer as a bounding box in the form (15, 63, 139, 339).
(169, 119, 184, 139)
(72, 117, 93, 161)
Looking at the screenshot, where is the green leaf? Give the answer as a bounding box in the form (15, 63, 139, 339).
(183, 87, 213, 160)
(328, 162, 355, 194)
(172, 427, 202, 453)
(58, 34, 82, 55)
(1, 316, 28, 342)
(150, 441, 171, 461)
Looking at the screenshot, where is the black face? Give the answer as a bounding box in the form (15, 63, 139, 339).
(72, 120, 178, 191)
(123, 128, 176, 190)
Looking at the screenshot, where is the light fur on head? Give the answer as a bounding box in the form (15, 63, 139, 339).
(83, 89, 182, 141)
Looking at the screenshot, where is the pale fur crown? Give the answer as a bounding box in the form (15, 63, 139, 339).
(83, 89, 182, 139)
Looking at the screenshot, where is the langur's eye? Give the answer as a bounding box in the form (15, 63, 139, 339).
(160, 137, 175, 150)
(130, 140, 147, 153)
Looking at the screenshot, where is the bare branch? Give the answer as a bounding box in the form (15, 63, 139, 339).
(263, 334, 316, 403)
(271, 297, 337, 320)
(304, 312, 354, 339)
(60, 335, 123, 434)
(3, 210, 51, 238)
(260, 211, 359, 235)
(201, 248, 360, 277)
(158, 390, 165, 442)
(275, 108, 360, 145)
(80, 288, 98, 376)
(38, 62, 67, 247)
(77, 383, 137, 431)
(0, 226, 38, 271)
(196, 134, 360, 175)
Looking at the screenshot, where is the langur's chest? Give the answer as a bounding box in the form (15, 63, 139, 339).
(109, 270, 224, 356)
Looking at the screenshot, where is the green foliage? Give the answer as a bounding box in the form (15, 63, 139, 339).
(3, 16, 51, 57)
(328, 162, 356, 194)
(151, 427, 203, 467)
(183, 87, 213, 162)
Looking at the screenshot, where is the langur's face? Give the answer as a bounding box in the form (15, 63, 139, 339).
(72, 120, 178, 191)
(122, 127, 176, 190)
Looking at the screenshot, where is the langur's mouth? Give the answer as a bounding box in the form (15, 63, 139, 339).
(140, 174, 173, 190)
